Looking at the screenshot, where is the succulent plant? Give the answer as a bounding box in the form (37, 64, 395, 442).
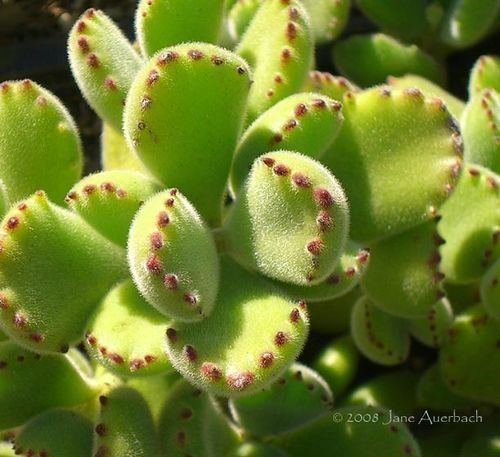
(462, 89, 499, 173)
(13, 409, 93, 457)
(158, 378, 240, 456)
(0, 0, 498, 455)
(93, 386, 158, 456)
(311, 335, 359, 396)
(387, 74, 465, 118)
(416, 363, 477, 412)
(439, 304, 500, 405)
(235, 0, 313, 124)
(355, 0, 429, 41)
(342, 369, 421, 416)
(272, 406, 421, 456)
(439, 0, 500, 49)
(469, 55, 500, 95)
(351, 296, 411, 366)
(333, 34, 445, 87)
(136, 0, 226, 57)
(229, 362, 333, 437)
(0, 80, 83, 203)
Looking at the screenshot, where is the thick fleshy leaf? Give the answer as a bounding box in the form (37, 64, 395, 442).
(303, 71, 359, 101)
(0, 80, 82, 203)
(469, 55, 500, 96)
(333, 34, 445, 87)
(230, 93, 344, 196)
(462, 89, 500, 174)
(301, 0, 350, 43)
(408, 298, 454, 348)
(0, 341, 97, 430)
(351, 296, 410, 366)
(13, 410, 93, 457)
(158, 378, 240, 457)
(0, 192, 127, 352)
(85, 279, 172, 377)
(388, 74, 465, 119)
(136, 0, 225, 57)
(93, 386, 158, 457)
(66, 170, 161, 247)
(323, 86, 462, 244)
(236, 0, 313, 124)
(481, 258, 500, 319)
(101, 123, 149, 173)
(224, 151, 349, 286)
(361, 221, 445, 318)
(128, 190, 219, 322)
(417, 364, 477, 412)
(356, 0, 428, 40)
(439, 305, 500, 405)
(68, 9, 142, 130)
(275, 242, 369, 303)
(342, 370, 420, 417)
(312, 335, 359, 396)
(229, 363, 333, 437)
(440, 0, 500, 48)
(124, 43, 251, 226)
(273, 406, 421, 457)
(438, 165, 499, 284)
(165, 256, 309, 397)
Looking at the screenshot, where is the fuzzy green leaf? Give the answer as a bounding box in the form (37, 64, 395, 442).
(158, 378, 240, 456)
(481, 258, 500, 319)
(438, 164, 499, 284)
(361, 221, 445, 318)
(13, 410, 93, 457)
(66, 170, 161, 247)
(101, 123, 149, 174)
(274, 242, 369, 303)
(0, 341, 97, 430)
(68, 9, 142, 130)
(273, 406, 421, 456)
(0, 80, 82, 203)
(351, 296, 410, 366)
(229, 363, 333, 437)
(230, 93, 344, 195)
(136, 0, 225, 57)
(302, 71, 359, 101)
(323, 86, 462, 244)
(356, 0, 428, 40)
(224, 151, 349, 286)
(440, 0, 500, 49)
(417, 363, 477, 412)
(312, 335, 359, 396)
(165, 256, 309, 397)
(469, 55, 500, 96)
(301, 0, 350, 43)
(388, 74, 465, 119)
(124, 43, 252, 226)
(128, 189, 219, 322)
(85, 279, 172, 377)
(408, 298, 454, 348)
(462, 89, 500, 174)
(342, 370, 420, 417)
(439, 305, 500, 405)
(333, 34, 445, 87)
(93, 386, 159, 457)
(0, 192, 127, 352)
(236, 0, 313, 124)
